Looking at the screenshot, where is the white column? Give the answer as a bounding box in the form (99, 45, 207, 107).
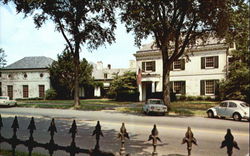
(94, 86, 101, 97)
(139, 84, 143, 101)
(152, 81, 155, 93)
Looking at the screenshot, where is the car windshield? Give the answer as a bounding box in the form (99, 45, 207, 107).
(240, 103, 249, 107)
(148, 100, 163, 104)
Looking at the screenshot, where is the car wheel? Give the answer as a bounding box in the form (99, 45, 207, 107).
(233, 113, 242, 121)
(207, 110, 214, 118)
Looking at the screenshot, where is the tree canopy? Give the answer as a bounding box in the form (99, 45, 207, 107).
(49, 48, 93, 100)
(120, 0, 230, 108)
(219, 0, 249, 103)
(2, 0, 117, 107)
(108, 71, 139, 101)
(0, 48, 7, 68)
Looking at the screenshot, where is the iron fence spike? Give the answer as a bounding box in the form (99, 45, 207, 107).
(28, 117, 36, 131)
(220, 129, 240, 156)
(182, 127, 197, 156)
(11, 116, 19, 130)
(92, 121, 103, 137)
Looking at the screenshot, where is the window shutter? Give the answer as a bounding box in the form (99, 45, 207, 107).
(182, 81, 186, 95)
(200, 80, 205, 95)
(152, 61, 156, 71)
(142, 62, 145, 72)
(201, 57, 205, 69)
(181, 59, 185, 70)
(214, 56, 219, 68)
(214, 80, 219, 95)
(170, 81, 173, 92)
(170, 63, 173, 71)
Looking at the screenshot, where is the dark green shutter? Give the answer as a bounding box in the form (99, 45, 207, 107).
(152, 61, 156, 71)
(214, 80, 219, 95)
(200, 80, 205, 95)
(182, 81, 186, 95)
(170, 63, 173, 71)
(214, 56, 219, 68)
(181, 59, 185, 70)
(201, 57, 205, 69)
(142, 62, 145, 72)
(170, 81, 173, 92)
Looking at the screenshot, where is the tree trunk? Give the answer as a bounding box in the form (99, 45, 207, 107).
(162, 66, 171, 111)
(73, 48, 80, 108)
(162, 45, 171, 111)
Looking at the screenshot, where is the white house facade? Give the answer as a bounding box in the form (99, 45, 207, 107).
(135, 40, 235, 101)
(0, 56, 53, 99)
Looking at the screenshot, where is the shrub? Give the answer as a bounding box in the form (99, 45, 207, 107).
(116, 90, 139, 102)
(197, 96, 205, 100)
(205, 96, 212, 101)
(45, 89, 57, 100)
(179, 95, 186, 101)
(186, 96, 196, 101)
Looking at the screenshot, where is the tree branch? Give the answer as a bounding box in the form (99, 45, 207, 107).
(57, 19, 74, 53)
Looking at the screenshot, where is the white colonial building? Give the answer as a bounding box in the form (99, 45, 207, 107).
(134, 40, 235, 101)
(0, 56, 53, 99)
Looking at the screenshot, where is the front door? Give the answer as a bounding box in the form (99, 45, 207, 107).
(145, 82, 152, 100)
(7, 85, 13, 100)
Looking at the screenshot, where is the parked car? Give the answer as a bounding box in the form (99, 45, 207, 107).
(143, 98, 168, 115)
(0, 96, 17, 106)
(206, 100, 249, 121)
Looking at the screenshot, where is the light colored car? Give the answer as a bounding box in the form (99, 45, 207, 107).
(0, 96, 17, 106)
(143, 98, 168, 115)
(207, 100, 249, 121)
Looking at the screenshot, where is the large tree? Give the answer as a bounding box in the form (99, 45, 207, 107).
(120, 0, 230, 109)
(0, 48, 7, 68)
(49, 47, 93, 100)
(219, 1, 249, 103)
(2, 0, 117, 107)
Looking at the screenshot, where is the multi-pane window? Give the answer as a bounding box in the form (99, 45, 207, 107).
(172, 81, 185, 95)
(8, 85, 13, 100)
(142, 61, 156, 72)
(205, 80, 215, 94)
(23, 85, 29, 98)
(205, 57, 214, 68)
(173, 60, 181, 70)
(201, 56, 219, 69)
(173, 81, 182, 94)
(104, 73, 108, 79)
(39, 85, 45, 98)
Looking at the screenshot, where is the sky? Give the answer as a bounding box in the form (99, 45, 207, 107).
(0, 3, 152, 68)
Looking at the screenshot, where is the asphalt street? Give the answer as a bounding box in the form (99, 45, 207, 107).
(0, 107, 249, 156)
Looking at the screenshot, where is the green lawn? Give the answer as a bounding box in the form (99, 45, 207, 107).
(17, 99, 219, 116)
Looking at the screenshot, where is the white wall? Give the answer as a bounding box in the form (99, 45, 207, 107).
(136, 48, 229, 100)
(1, 69, 50, 99)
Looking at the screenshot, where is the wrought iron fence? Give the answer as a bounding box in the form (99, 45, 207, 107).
(0, 115, 240, 156)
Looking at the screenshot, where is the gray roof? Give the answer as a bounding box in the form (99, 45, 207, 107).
(4, 56, 54, 70)
(93, 68, 136, 80)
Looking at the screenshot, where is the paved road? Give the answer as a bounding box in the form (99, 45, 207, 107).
(0, 107, 249, 156)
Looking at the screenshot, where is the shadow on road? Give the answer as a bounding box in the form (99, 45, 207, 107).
(0, 116, 159, 156)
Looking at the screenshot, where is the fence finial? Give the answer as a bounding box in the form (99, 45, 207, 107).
(182, 126, 197, 156)
(48, 118, 57, 137)
(28, 117, 36, 134)
(148, 124, 161, 156)
(220, 129, 240, 156)
(118, 123, 129, 156)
